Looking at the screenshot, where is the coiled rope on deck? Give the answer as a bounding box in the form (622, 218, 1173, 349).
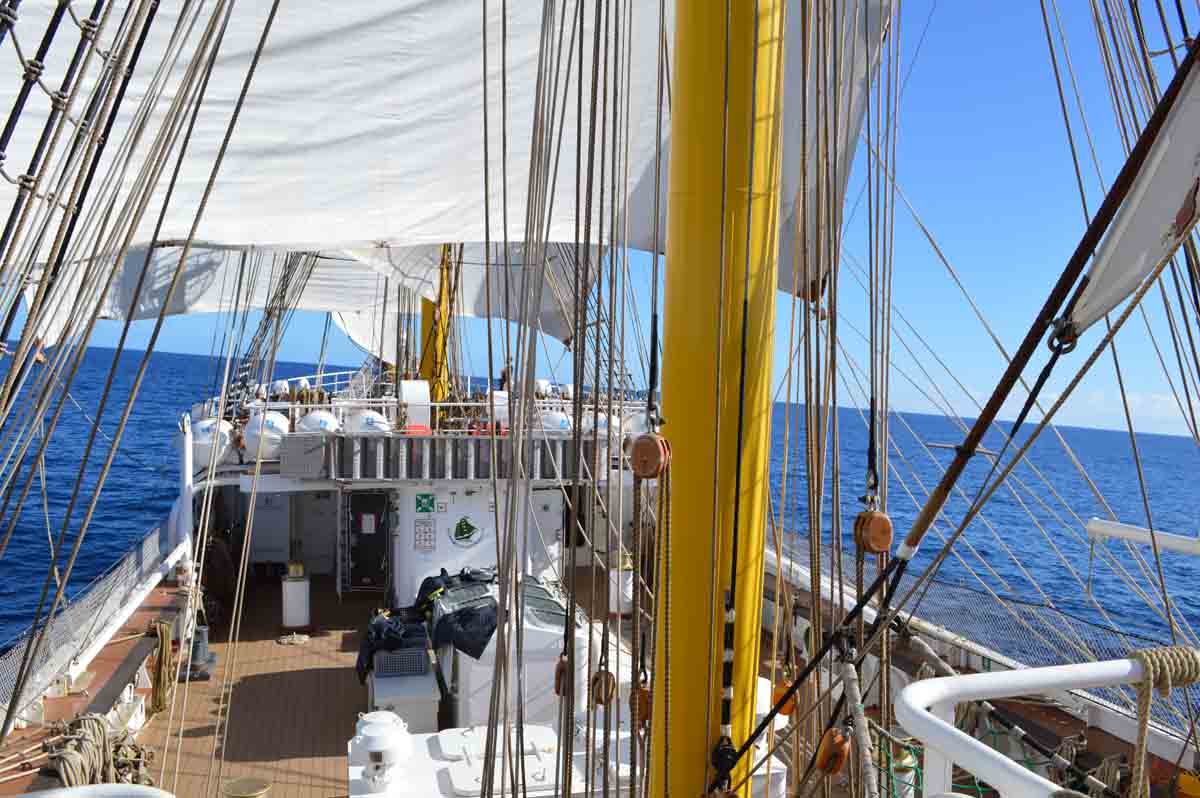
(1130, 646, 1200, 798)
(48, 713, 154, 787)
(50, 715, 109, 787)
(149, 620, 174, 715)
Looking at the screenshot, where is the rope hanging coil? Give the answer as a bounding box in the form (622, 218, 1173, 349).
(1130, 646, 1200, 798)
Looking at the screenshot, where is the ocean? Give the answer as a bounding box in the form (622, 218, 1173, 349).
(0, 346, 1195, 651)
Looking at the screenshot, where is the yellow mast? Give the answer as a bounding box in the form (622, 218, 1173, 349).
(419, 245, 453, 402)
(650, 2, 784, 797)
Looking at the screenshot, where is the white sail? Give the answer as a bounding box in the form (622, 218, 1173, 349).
(4, 1, 884, 313)
(42, 243, 583, 349)
(1067, 54, 1200, 332)
(626, 0, 891, 298)
(332, 309, 405, 367)
(1, 2, 669, 250)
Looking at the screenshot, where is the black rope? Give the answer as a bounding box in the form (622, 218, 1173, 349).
(0, 1, 67, 163)
(865, 391, 879, 495)
(0, 0, 23, 49)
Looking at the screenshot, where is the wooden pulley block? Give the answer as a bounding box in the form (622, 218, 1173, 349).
(853, 509, 893, 555)
(814, 727, 851, 775)
(629, 433, 670, 480)
(554, 655, 569, 697)
(772, 680, 796, 716)
(590, 669, 617, 706)
(629, 685, 652, 727)
(798, 277, 826, 303)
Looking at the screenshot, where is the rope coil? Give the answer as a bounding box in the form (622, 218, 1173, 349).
(1130, 646, 1200, 798)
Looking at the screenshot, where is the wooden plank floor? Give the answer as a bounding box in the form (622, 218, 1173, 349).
(142, 576, 380, 798)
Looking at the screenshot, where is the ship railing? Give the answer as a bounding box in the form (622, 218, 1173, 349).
(296, 428, 625, 485)
(191, 369, 361, 417)
(896, 657, 1155, 796)
(0, 520, 189, 726)
(195, 394, 645, 435)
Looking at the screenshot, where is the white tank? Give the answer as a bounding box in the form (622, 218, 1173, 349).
(243, 411, 289, 459)
(296, 409, 340, 434)
(487, 390, 510, 427)
(534, 410, 572, 432)
(621, 410, 653, 454)
(347, 409, 390, 435)
(297, 408, 340, 432)
(191, 418, 233, 472)
(296, 377, 311, 391)
(271, 379, 290, 397)
(580, 413, 616, 437)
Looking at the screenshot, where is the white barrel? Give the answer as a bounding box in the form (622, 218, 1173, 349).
(580, 413, 616, 437)
(534, 378, 553, 396)
(271, 378, 290, 397)
(487, 391, 510, 426)
(347, 409, 390, 435)
(297, 409, 340, 434)
(192, 418, 233, 472)
(296, 376, 311, 391)
(243, 411, 288, 460)
(559, 383, 575, 400)
(621, 410, 653, 454)
(608, 568, 633, 615)
(281, 575, 310, 629)
(534, 410, 572, 432)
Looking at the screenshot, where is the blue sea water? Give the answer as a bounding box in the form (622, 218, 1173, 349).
(0, 346, 1195, 648)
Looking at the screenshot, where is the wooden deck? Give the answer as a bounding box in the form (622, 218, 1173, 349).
(141, 576, 379, 798)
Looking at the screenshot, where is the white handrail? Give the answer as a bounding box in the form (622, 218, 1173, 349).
(896, 657, 1145, 797)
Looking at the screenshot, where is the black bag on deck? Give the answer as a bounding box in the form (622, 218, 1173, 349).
(415, 567, 499, 661)
(355, 609, 427, 684)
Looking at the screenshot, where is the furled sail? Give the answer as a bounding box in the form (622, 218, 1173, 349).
(1066, 50, 1200, 332)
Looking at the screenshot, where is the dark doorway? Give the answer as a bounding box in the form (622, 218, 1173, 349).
(348, 491, 389, 590)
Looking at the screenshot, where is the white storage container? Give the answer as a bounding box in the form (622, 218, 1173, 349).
(367, 669, 439, 733)
(281, 575, 310, 629)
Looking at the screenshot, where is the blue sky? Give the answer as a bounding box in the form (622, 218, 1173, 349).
(86, 1, 1198, 436)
